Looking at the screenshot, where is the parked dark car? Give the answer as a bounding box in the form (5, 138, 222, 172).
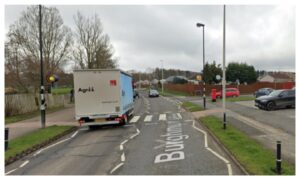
(149, 89, 159, 97)
(133, 90, 139, 99)
(255, 89, 295, 111)
(254, 88, 274, 98)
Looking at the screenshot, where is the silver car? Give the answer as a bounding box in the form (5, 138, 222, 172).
(149, 89, 159, 97)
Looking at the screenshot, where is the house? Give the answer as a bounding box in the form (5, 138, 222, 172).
(258, 72, 295, 83)
(165, 76, 188, 83)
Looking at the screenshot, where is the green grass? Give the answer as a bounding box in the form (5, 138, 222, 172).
(5, 106, 65, 124)
(51, 87, 72, 95)
(157, 88, 191, 97)
(200, 116, 295, 175)
(225, 96, 256, 102)
(182, 101, 204, 112)
(5, 125, 75, 161)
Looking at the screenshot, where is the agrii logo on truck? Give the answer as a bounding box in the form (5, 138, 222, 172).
(78, 80, 117, 93)
(78, 87, 94, 93)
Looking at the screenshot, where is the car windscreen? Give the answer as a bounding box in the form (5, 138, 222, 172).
(268, 90, 283, 97)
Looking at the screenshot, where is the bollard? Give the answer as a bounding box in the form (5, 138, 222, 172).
(223, 113, 226, 130)
(276, 141, 282, 175)
(5, 128, 9, 151)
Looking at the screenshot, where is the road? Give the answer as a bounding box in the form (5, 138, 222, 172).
(5, 91, 243, 175)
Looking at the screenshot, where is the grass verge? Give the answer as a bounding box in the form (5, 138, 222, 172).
(182, 101, 204, 112)
(200, 116, 295, 175)
(51, 87, 72, 95)
(5, 106, 65, 124)
(157, 88, 191, 97)
(225, 96, 256, 102)
(5, 125, 75, 162)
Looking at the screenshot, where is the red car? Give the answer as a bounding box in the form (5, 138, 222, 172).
(216, 88, 240, 98)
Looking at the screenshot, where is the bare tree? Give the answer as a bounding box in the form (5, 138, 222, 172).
(73, 11, 117, 69)
(5, 5, 73, 92)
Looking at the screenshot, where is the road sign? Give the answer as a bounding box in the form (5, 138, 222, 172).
(196, 75, 202, 81)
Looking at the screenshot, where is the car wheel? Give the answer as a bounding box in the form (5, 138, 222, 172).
(266, 102, 275, 111)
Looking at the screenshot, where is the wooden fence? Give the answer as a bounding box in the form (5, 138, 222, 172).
(5, 94, 70, 116)
(164, 82, 295, 96)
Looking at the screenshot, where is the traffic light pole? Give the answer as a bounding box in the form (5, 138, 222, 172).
(39, 5, 46, 128)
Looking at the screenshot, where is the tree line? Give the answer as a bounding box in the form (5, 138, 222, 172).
(5, 5, 117, 93)
(130, 61, 258, 85)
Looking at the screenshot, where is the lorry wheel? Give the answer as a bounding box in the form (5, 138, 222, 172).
(124, 115, 128, 124)
(120, 115, 128, 125)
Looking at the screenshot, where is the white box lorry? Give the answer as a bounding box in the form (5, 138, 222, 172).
(73, 69, 134, 127)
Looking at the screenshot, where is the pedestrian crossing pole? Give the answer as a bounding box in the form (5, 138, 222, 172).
(222, 5, 227, 130)
(39, 5, 46, 128)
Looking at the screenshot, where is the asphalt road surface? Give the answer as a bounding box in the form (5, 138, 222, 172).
(5, 91, 243, 175)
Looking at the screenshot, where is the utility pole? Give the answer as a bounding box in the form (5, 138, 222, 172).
(161, 60, 164, 94)
(222, 5, 226, 129)
(139, 72, 141, 89)
(39, 5, 46, 128)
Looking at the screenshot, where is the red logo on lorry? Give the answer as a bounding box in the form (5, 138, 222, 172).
(110, 80, 117, 86)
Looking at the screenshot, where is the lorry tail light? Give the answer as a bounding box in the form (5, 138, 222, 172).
(79, 119, 85, 126)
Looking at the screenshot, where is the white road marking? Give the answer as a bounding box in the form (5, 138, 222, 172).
(176, 113, 182, 119)
(159, 114, 167, 121)
(192, 121, 208, 148)
(71, 130, 78, 138)
(130, 133, 139, 139)
(130, 116, 140, 123)
(19, 160, 29, 168)
(5, 168, 18, 175)
(110, 163, 124, 174)
(184, 120, 194, 122)
(120, 139, 129, 145)
(227, 163, 233, 175)
(191, 120, 232, 175)
(120, 144, 124, 151)
(121, 152, 126, 162)
(33, 137, 71, 156)
(144, 115, 153, 122)
(206, 147, 230, 164)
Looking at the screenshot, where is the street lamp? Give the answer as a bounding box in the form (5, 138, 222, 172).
(222, 5, 227, 129)
(196, 22, 206, 109)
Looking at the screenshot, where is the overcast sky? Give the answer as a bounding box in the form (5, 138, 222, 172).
(5, 5, 295, 73)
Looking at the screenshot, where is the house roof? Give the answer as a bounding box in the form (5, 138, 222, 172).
(268, 72, 294, 80)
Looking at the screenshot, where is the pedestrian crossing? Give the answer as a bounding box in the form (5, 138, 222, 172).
(144, 115, 153, 122)
(159, 114, 167, 121)
(129, 113, 185, 124)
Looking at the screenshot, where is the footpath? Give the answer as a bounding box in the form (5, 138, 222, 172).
(5, 105, 78, 140)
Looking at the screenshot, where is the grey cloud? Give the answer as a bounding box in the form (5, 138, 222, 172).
(5, 5, 295, 72)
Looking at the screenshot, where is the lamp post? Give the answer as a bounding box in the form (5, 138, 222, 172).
(196, 22, 206, 109)
(161, 60, 164, 94)
(222, 5, 227, 129)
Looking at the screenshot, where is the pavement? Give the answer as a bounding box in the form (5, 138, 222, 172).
(5, 92, 244, 175)
(5, 105, 77, 140)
